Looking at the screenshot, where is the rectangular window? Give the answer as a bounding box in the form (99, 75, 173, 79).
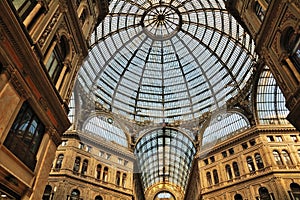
(99, 151, 105, 157)
(210, 156, 215, 162)
(291, 135, 298, 142)
(267, 136, 274, 142)
(242, 142, 248, 149)
(275, 136, 283, 142)
(229, 148, 235, 155)
(118, 158, 123, 164)
(4, 102, 45, 171)
(249, 139, 256, 146)
(86, 145, 92, 152)
(11, 0, 37, 20)
(106, 154, 111, 160)
(61, 140, 68, 146)
(222, 151, 227, 158)
(204, 159, 209, 165)
(79, 142, 84, 149)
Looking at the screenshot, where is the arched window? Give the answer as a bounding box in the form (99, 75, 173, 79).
(73, 157, 81, 173)
(96, 164, 102, 179)
(225, 165, 233, 180)
(282, 150, 293, 165)
(259, 187, 271, 200)
(103, 167, 108, 182)
(206, 172, 212, 186)
(213, 169, 219, 184)
(81, 159, 88, 175)
(70, 189, 80, 200)
(233, 162, 240, 177)
(273, 150, 283, 165)
(116, 171, 121, 186)
(247, 156, 256, 172)
(55, 154, 64, 169)
(122, 173, 127, 187)
(45, 36, 69, 85)
(79, 9, 89, 26)
(255, 153, 264, 169)
(282, 27, 300, 72)
(290, 183, 300, 200)
(95, 196, 103, 200)
(254, 1, 265, 21)
(42, 185, 52, 200)
(234, 194, 243, 200)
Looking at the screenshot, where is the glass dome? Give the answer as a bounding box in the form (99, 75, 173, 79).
(78, 0, 256, 124)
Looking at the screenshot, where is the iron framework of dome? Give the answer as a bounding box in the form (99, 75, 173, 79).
(78, 0, 257, 125)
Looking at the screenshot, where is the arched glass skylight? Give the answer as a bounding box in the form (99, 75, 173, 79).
(68, 92, 76, 126)
(256, 66, 290, 125)
(201, 112, 250, 146)
(77, 0, 256, 124)
(83, 116, 128, 147)
(135, 128, 195, 191)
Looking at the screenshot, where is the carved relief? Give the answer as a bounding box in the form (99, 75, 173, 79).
(9, 69, 29, 99)
(38, 10, 60, 47)
(39, 97, 48, 111)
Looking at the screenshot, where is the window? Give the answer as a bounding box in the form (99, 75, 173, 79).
(106, 154, 111, 160)
(267, 136, 274, 142)
(78, 142, 84, 149)
(124, 160, 128, 166)
(70, 189, 80, 200)
(95, 196, 103, 200)
(204, 159, 209, 165)
(61, 140, 68, 146)
(118, 158, 123, 164)
(290, 183, 300, 200)
(282, 150, 293, 165)
(229, 148, 235, 155)
(11, 0, 38, 20)
(44, 36, 68, 85)
(96, 164, 102, 179)
(103, 167, 108, 182)
(247, 156, 256, 172)
(233, 162, 240, 177)
(255, 153, 264, 169)
(298, 149, 300, 158)
(79, 9, 88, 26)
(210, 156, 215, 162)
(86, 145, 92, 152)
(73, 157, 81, 173)
(234, 194, 243, 200)
(99, 151, 105, 157)
(282, 27, 300, 73)
(42, 185, 52, 200)
(259, 187, 271, 200)
(242, 142, 248, 149)
(275, 136, 283, 142)
(254, 1, 265, 21)
(273, 150, 283, 165)
(206, 172, 212, 186)
(4, 102, 45, 171)
(116, 171, 121, 186)
(291, 135, 298, 142)
(213, 169, 219, 184)
(225, 164, 233, 180)
(222, 151, 228, 158)
(81, 159, 88, 175)
(249, 139, 256, 146)
(122, 173, 127, 187)
(55, 154, 64, 170)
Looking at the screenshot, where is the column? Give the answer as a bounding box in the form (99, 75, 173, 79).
(23, 2, 43, 28)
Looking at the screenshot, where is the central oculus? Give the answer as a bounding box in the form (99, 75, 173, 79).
(141, 5, 181, 40)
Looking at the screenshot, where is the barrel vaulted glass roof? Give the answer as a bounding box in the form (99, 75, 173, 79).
(78, 0, 257, 124)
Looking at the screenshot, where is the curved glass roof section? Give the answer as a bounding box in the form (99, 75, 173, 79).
(83, 115, 128, 147)
(201, 111, 250, 146)
(135, 128, 195, 191)
(78, 0, 256, 124)
(256, 66, 290, 125)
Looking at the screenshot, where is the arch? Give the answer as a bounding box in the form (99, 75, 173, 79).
(81, 159, 88, 175)
(116, 171, 121, 186)
(233, 162, 240, 177)
(290, 183, 300, 200)
(103, 167, 108, 182)
(42, 185, 52, 200)
(96, 164, 102, 179)
(95, 195, 103, 200)
(73, 157, 81, 173)
(213, 169, 219, 184)
(154, 191, 176, 200)
(55, 154, 64, 169)
(234, 194, 243, 200)
(122, 173, 127, 187)
(255, 153, 264, 169)
(255, 66, 290, 125)
(201, 111, 250, 146)
(282, 150, 293, 165)
(258, 187, 271, 200)
(246, 156, 255, 172)
(83, 115, 129, 147)
(70, 189, 80, 200)
(273, 150, 283, 165)
(206, 172, 212, 186)
(225, 164, 233, 180)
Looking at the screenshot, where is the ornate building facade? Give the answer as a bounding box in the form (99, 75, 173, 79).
(0, 0, 299, 200)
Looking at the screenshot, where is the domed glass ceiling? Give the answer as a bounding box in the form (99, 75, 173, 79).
(78, 0, 256, 124)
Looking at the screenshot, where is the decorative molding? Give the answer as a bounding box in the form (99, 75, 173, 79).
(47, 126, 62, 146)
(9, 68, 29, 99)
(39, 97, 48, 111)
(38, 10, 60, 47)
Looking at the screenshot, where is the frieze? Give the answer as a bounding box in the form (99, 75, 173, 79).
(39, 97, 48, 111)
(9, 68, 29, 99)
(38, 10, 60, 47)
